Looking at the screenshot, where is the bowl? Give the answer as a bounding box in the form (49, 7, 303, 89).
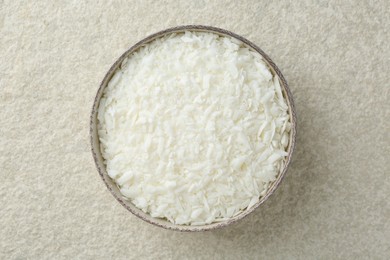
(90, 25, 297, 231)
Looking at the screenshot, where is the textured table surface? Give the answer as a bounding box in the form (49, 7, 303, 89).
(1, 1, 389, 259)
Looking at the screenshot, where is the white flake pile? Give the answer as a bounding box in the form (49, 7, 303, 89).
(97, 31, 291, 225)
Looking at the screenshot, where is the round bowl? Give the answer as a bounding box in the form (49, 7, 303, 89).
(90, 25, 297, 231)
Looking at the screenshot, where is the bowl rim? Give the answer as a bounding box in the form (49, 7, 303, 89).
(90, 25, 297, 232)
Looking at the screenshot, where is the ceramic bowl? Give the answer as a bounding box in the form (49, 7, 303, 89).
(90, 25, 297, 231)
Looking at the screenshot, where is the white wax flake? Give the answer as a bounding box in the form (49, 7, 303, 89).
(97, 31, 291, 225)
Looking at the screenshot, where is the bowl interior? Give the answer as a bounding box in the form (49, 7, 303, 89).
(90, 25, 296, 231)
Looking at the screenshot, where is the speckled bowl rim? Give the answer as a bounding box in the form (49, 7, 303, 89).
(90, 25, 297, 232)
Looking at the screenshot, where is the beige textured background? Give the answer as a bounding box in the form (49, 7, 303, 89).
(1, 0, 389, 259)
